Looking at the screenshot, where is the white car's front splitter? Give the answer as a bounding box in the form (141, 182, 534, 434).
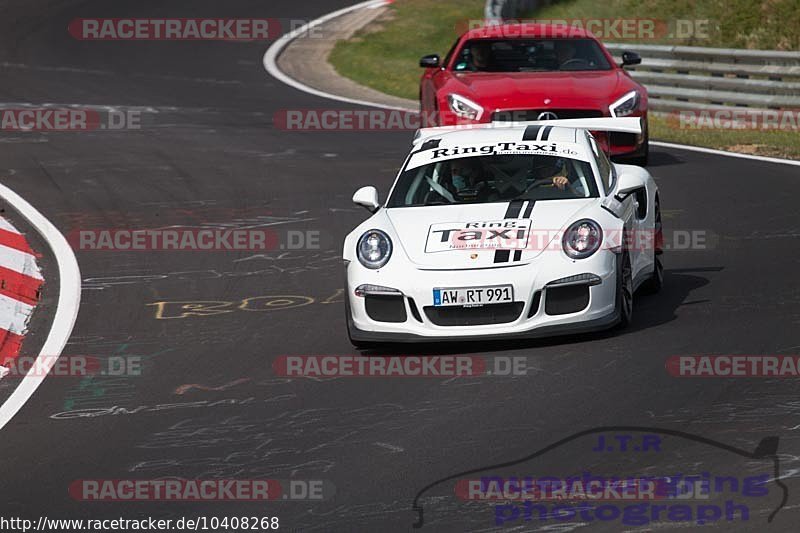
(346, 250, 620, 342)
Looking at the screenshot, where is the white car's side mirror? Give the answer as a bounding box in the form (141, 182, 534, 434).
(615, 171, 647, 197)
(353, 186, 380, 213)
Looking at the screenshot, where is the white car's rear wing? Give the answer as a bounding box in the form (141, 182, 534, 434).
(412, 117, 643, 146)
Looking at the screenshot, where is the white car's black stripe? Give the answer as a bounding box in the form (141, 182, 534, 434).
(410, 138, 441, 156)
(512, 201, 528, 262)
(512, 200, 535, 261)
(522, 125, 542, 141)
(540, 125, 554, 141)
(493, 200, 535, 264)
(420, 138, 441, 151)
(494, 199, 524, 263)
(523, 201, 534, 218)
(505, 199, 525, 218)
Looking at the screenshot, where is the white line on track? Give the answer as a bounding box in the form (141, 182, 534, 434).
(263, 0, 800, 168)
(0, 183, 81, 430)
(651, 141, 800, 167)
(263, 0, 411, 112)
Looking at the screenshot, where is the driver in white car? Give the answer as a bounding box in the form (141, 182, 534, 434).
(532, 157, 587, 196)
(448, 159, 492, 201)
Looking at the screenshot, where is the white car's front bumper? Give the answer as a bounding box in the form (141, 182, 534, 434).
(346, 249, 621, 342)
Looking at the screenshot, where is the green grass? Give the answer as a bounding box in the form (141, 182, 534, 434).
(650, 114, 800, 159)
(329, 0, 484, 101)
(329, 0, 800, 159)
(529, 0, 800, 49)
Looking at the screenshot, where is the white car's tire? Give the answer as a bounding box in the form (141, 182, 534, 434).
(615, 250, 634, 328)
(641, 198, 664, 294)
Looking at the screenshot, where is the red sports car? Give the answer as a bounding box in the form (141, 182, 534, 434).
(419, 24, 649, 165)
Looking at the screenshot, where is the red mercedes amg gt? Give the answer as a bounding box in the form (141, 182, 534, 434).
(419, 24, 649, 165)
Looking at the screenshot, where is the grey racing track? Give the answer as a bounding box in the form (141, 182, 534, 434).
(0, 0, 798, 531)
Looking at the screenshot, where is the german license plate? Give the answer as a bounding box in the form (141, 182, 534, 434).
(433, 285, 514, 307)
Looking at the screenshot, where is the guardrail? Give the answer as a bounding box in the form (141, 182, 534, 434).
(604, 43, 800, 113)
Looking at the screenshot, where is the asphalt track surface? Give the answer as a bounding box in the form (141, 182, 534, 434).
(0, 0, 799, 531)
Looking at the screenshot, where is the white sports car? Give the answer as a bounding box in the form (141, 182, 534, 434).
(343, 118, 662, 345)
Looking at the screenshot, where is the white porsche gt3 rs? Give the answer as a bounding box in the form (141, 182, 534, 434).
(343, 118, 662, 346)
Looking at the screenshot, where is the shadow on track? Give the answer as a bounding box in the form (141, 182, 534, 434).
(647, 149, 685, 168)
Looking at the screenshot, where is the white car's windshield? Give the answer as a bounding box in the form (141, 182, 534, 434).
(387, 154, 598, 208)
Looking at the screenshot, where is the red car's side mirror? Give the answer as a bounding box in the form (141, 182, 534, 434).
(621, 51, 642, 68)
(419, 54, 440, 68)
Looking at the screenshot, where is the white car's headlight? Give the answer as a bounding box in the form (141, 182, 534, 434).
(562, 220, 603, 259)
(357, 229, 392, 269)
(609, 90, 640, 117)
(448, 94, 484, 121)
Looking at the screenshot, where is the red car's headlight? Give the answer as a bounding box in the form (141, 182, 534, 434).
(610, 91, 641, 117)
(447, 94, 484, 121)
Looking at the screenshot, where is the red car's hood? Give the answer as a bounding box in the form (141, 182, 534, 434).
(451, 70, 625, 110)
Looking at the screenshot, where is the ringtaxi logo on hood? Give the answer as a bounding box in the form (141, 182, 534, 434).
(425, 220, 533, 253)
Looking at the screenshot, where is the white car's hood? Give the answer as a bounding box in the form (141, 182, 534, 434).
(385, 199, 597, 269)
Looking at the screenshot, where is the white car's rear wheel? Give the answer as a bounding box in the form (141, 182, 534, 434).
(641, 198, 663, 294)
(616, 251, 634, 328)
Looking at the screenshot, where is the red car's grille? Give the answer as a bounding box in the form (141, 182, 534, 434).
(491, 109, 604, 121)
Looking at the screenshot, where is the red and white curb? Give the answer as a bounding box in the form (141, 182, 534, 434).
(0, 182, 81, 430)
(0, 216, 42, 378)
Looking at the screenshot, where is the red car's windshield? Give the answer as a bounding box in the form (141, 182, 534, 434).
(452, 38, 612, 73)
